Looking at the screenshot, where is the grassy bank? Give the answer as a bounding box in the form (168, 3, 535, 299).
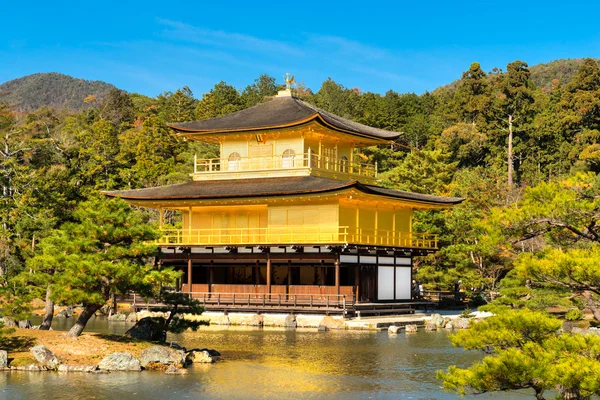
(3, 328, 154, 366)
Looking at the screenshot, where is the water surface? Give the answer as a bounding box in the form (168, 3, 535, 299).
(2, 317, 529, 399)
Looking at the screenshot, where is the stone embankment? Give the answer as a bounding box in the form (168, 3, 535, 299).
(107, 310, 494, 332)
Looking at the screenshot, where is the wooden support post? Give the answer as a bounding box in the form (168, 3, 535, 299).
(209, 261, 214, 294)
(254, 261, 259, 285)
(335, 258, 340, 295)
(320, 260, 325, 286)
(355, 265, 360, 302)
(287, 260, 291, 297)
(159, 207, 164, 230)
(266, 258, 272, 297)
(187, 259, 192, 293)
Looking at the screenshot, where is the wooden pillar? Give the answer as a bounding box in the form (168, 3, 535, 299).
(253, 261, 259, 285)
(208, 261, 214, 294)
(335, 258, 340, 295)
(187, 259, 192, 293)
(266, 258, 272, 296)
(287, 260, 291, 296)
(159, 207, 164, 230)
(355, 265, 360, 301)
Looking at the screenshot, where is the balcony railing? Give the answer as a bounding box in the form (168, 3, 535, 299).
(157, 226, 438, 249)
(193, 150, 377, 179)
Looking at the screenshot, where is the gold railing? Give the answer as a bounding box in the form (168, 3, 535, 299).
(157, 226, 438, 249)
(193, 150, 377, 178)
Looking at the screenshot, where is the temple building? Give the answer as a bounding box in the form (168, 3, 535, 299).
(105, 87, 463, 315)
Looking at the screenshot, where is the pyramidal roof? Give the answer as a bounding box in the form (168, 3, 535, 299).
(168, 91, 401, 141)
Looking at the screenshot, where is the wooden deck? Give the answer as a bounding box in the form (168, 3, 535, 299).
(120, 292, 437, 316)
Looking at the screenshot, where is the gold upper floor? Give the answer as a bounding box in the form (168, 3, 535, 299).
(190, 121, 382, 184)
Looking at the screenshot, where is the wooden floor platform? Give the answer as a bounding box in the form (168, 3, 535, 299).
(122, 292, 437, 317)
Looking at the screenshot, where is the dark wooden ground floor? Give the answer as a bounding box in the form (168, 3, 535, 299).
(154, 244, 428, 315)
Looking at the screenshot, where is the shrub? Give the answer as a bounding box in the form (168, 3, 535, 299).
(564, 309, 584, 321)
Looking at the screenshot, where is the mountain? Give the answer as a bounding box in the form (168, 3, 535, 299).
(529, 58, 598, 90)
(0, 72, 118, 112)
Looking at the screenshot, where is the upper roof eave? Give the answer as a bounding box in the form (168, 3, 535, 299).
(167, 96, 402, 142)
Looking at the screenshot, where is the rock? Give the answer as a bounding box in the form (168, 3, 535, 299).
(405, 324, 418, 333)
(283, 314, 297, 328)
(11, 364, 47, 371)
(31, 345, 60, 370)
(445, 321, 454, 330)
(125, 317, 166, 342)
(425, 322, 437, 331)
(18, 320, 32, 329)
(55, 307, 73, 318)
(126, 312, 138, 322)
(388, 325, 401, 334)
(429, 314, 445, 328)
(2, 317, 16, 327)
(443, 318, 452, 328)
(169, 342, 186, 351)
(57, 364, 98, 372)
(318, 316, 345, 330)
(139, 346, 186, 369)
(98, 352, 141, 371)
(455, 318, 471, 329)
(188, 350, 214, 364)
(165, 365, 188, 375)
(0, 350, 7, 369)
(107, 313, 128, 322)
(587, 327, 600, 336)
(317, 325, 329, 332)
(571, 327, 584, 334)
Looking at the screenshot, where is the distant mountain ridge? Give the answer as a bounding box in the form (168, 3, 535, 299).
(0, 72, 117, 112)
(0, 59, 597, 112)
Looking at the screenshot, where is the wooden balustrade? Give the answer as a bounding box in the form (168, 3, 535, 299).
(194, 152, 377, 179)
(157, 226, 438, 249)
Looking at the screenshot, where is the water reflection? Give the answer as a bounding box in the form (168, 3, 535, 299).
(3, 321, 530, 399)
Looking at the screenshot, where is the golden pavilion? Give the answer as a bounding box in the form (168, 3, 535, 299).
(106, 87, 463, 315)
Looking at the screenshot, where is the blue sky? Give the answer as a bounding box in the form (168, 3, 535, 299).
(2, 1, 600, 97)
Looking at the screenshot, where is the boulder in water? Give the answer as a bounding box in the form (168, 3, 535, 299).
(405, 324, 418, 333)
(57, 364, 98, 372)
(31, 345, 60, 370)
(0, 350, 7, 369)
(429, 314, 445, 328)
(139, 346, 186, 369)
(98, 352, 141, 371)
(388, 325, 401, 334)
(187, 350, 214, 364)
(165, 365, 188, 375)
(425, 322, 437, 331)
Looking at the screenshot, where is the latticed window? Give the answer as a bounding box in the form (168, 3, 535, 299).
(340, 156, 349, 173)
(281, 149, 296, 168)
(228, 152, 241, 171)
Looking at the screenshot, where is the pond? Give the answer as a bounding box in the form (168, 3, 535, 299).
(1, 316, 529, 399)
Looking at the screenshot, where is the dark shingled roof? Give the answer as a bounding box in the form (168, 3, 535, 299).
(103, 176, 464, 205)
(168, 96, 401, 141)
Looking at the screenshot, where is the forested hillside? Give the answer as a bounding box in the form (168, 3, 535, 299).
(0, 72, 116, 111)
